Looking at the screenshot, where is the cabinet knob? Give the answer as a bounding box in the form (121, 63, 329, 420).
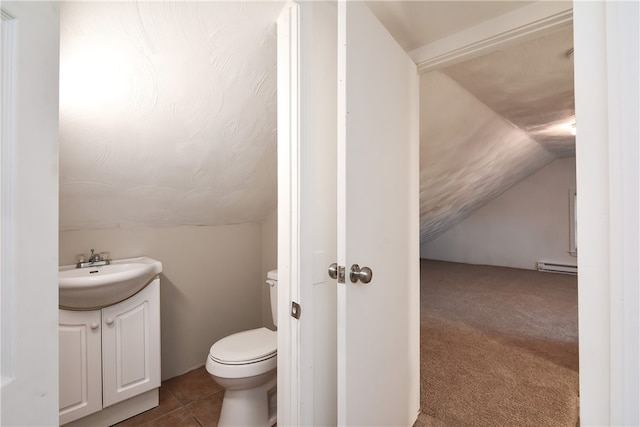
(105, 318, 114, 326)
(90, 322, 99, 330)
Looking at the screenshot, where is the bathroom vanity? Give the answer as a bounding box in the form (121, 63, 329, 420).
(58, 257, 162, 426)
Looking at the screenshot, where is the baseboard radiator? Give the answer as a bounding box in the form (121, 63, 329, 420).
(537, 261, 578, 275)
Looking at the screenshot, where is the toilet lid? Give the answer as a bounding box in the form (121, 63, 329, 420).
(209, 327, 277, 364)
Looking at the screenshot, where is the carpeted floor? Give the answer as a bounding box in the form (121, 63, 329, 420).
(416, 259, 579, 427)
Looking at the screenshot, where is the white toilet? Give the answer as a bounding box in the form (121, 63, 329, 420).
(206, 270, 278, 427)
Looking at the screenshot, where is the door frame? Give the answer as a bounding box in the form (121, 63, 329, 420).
(0, 2, 60, 425)
(573, 1, 639, 424)
(276, 3, 301, 424)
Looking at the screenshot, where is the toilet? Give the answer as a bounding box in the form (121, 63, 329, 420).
(206, 270, 278, 427)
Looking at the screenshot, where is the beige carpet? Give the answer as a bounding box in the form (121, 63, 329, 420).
(416, 260, 579, 427)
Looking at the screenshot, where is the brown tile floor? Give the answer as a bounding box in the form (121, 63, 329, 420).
(114, 367, 224, 427)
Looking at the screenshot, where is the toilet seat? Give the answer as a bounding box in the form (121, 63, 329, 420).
(210, 327, 276, 364)
(206, 327, 277, 379)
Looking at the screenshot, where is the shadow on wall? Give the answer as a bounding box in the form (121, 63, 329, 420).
(158, 273, 191, 380)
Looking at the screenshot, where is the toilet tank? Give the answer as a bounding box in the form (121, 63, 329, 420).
(266, 270, 278, 327)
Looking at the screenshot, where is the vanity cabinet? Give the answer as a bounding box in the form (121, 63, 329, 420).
(59, 279, 160, 425)
(59, 309, 102, 424)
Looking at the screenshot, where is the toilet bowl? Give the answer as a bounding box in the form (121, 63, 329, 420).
(205, 270, 278, 426)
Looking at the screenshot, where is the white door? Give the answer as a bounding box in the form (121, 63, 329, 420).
(1, 2, 60, 425)
(276, 2, 338, 425)
(277, 1, 418, 425)
(336, 2, 420, 425)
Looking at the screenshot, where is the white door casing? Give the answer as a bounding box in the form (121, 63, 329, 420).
(573, 1, 640, 424)
(276, 2, 338, 425)
(0, 2, 60, 425)
(276, 4, 301, 424)
(337, 2, 420, 425)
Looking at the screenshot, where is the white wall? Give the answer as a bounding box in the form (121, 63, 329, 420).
(421, 157, 576, 270)
(59, 224, 264, 380)
(261, 209, 277, 329)
(1, 3, 60, 425)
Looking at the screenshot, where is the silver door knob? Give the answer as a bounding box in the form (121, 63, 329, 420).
(328, 263, 338, 279)
(350, 264, 373, 284)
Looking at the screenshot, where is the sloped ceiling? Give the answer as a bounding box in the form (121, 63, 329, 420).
(60, 1, 575, 245)
(419, 71, 555, 240)
(59, 1, 283, 231)
(443, 27, 575, 157)
(420, 26, 574, 240)
(369, 2, 575, 242)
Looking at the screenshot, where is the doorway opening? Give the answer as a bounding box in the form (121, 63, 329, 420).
(413, 22, 578, 427)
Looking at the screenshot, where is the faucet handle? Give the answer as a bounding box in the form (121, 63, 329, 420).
(88, 249, 101, 262)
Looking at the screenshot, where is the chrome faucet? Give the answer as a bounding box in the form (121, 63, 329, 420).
(88, 249, 100, 262)
(76, 249, 111, 268)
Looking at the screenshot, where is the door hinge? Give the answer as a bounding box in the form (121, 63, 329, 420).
(291, 301, 301, 320)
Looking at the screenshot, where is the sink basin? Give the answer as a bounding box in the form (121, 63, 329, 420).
(59, 256, 162, 310)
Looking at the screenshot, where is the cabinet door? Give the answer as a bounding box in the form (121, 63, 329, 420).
(59, 309, 102, 425)
(102, 279, 161, 407)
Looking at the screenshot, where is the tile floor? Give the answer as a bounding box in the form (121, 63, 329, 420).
(114, 367, 224, 427)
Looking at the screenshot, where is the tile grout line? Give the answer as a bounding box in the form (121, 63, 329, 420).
(113, 367, 225, 426)
(187, 404, 205, 427)
(169, 383, 200, 427)
(185, 389, 225, 427)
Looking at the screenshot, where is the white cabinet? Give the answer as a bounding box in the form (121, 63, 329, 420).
(59, 279, 160, 425)
(102, 281, 161, 407)
(59, 310, 102, 424)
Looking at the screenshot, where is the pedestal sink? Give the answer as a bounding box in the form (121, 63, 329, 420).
(59, 256, 162, 310)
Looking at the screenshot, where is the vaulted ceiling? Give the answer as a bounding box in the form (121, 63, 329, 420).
(59, 1, 575, 243)
(418, 27, 574, 240)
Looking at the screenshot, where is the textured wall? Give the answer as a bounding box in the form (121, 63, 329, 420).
(421, 157, 577, 269)
(420, 71, 555, 241)
(59, 2, 283, 231)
